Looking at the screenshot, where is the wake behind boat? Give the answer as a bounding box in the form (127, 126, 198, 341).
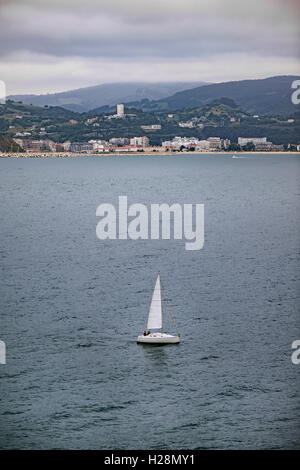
(137, 273, 180, 344)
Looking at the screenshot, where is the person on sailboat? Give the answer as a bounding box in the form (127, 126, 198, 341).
(143, 331, 147, 336)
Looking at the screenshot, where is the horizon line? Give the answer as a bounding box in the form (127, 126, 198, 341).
(7, 73, 300, 97)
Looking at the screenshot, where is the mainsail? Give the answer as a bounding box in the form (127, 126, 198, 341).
(147, 274, 162, 330)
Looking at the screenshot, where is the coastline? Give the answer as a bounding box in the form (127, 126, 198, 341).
(0, 151, 299, 158)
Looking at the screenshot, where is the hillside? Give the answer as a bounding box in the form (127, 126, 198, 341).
(127, 76, 300, 116)
(1, 97, 299, 147)
(0, 100, 76, 135)
(0, 133, 23, 152)
(8, 82, 208, 113)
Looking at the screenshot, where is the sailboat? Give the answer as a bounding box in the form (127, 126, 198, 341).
(137, 273, 180, 344)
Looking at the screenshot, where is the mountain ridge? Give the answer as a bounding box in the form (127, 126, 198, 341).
(8, 81, 208, 113)
(126, 75, 300, 115)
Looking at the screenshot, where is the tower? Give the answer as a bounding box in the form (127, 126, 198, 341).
(117, 104, 124, 117)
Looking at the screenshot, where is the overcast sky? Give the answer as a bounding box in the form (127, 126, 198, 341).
(0, 0, 299, 94)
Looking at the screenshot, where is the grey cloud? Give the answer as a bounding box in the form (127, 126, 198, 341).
(0, 0, 299, 94)
(0, 0, 299, 60)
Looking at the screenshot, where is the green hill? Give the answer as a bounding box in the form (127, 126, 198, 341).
(0, 133, 23, 152)
(0, 96, 299, 147)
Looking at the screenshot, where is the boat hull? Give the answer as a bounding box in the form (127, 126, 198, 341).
(137, 333, 180, 344)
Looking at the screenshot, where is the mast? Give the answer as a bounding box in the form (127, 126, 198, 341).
(160, 277, 180, 337)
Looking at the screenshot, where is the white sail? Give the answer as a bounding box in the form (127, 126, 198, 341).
(147, 274, 162, 330)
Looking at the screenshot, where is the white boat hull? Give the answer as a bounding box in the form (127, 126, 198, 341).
(137, 333, 180, 344)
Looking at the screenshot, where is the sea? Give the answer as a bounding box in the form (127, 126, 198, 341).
(0, 153, 299, 449)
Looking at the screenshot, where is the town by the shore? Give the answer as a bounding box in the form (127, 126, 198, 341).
(2, 102, 299, 157)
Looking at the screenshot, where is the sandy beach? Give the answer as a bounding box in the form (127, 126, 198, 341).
(0, 151, 299, 158)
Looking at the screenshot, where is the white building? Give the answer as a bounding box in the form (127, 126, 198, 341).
(178, 121, 194, 128)
(207, 137, 222, 150)
(141, 124, 161, 131)
(62, 141, 71, 151)
(109, 137, 129, 146)
(89, 139, 109, 152)
(195, 140, 210, 151)
(117, 104, 125, 117)
(162, 136, 200, 150)
(86, 117, 98, 124)
(130, 136, 149, 147)
(238, 137, 267, 147)
(14, 131, 31, 136)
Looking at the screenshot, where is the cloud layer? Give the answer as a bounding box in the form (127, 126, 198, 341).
(0, 0, 299, 93)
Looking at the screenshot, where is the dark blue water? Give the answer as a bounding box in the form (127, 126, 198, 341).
(0, 154, 299, 449)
